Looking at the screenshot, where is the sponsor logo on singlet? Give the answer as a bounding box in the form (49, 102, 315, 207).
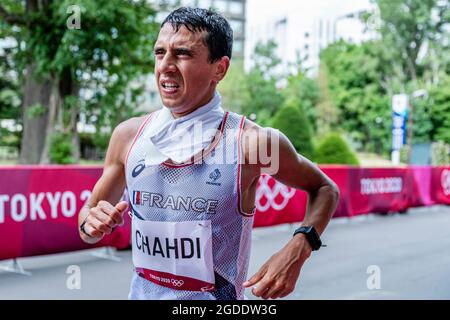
(132, 159, 146, 178)
(206, 168, 221, 186)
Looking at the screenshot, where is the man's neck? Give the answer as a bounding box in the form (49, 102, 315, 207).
(171, 105, 202, 119)
(171, 91, 217, 119)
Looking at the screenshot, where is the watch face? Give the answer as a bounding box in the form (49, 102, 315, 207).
(296, 226, 312, 234)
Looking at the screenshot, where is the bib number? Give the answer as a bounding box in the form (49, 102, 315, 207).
(132, 218, 215, 291)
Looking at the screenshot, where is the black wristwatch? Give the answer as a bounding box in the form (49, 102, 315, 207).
(293, 226, 323, 251)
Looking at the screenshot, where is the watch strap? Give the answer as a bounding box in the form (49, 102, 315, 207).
(293, 226, 323, 251)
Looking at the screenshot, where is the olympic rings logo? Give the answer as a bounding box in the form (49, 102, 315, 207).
(171, 279, 184, 287)
(255, 175, 296, 212)
(442, 169, 450, 196)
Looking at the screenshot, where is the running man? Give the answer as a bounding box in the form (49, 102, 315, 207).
(78, 7, 339, 300)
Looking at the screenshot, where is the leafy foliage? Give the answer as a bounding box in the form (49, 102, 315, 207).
(0, 0, 159, 162)
(429, 76, 450, 144)
(241, 40, 284, 126)
(271, 99, 315, 160)
(320, 41, 392, 155)
(318, 0, 450, 160)
(371, 0, 449, 84)
(315, 133, 360, 165)
(283, 71, 320, 133)
(218, 60, 249, 113)
(49, 132, 75, 164)
(431, 141, 450, 165)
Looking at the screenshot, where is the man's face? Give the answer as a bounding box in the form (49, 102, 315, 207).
(154, 24, 226, 116)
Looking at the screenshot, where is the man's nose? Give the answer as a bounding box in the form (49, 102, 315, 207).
(157, 53, 177, 74)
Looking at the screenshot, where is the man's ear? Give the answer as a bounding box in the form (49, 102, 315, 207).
(213, 56, 230, 84)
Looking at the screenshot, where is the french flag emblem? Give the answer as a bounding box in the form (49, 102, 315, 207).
(133, 191, 141, 205)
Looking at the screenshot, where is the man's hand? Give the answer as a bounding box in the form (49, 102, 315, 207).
(243, 234, 312, 299)
(81, 200, 128, 240)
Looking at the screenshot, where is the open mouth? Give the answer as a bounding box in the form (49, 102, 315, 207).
(161, 80, 180, 94)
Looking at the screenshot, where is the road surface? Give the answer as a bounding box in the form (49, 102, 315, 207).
(1, 205, 449, 299)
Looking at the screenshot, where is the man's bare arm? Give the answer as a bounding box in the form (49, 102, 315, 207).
(243, 126, 340, 299)
(270, 129, 340, 235)
(78, 117, 144, 244)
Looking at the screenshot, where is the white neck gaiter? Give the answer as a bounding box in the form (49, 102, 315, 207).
(143, 91, 225, 165)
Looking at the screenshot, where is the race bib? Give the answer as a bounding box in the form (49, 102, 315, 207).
(132, 218, 215, 292)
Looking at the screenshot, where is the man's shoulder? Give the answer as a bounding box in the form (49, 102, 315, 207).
(113, 114, 151, 143)
(241, 118, 273, 141)
(105, 114, 153, 165)
(240, 118, 277, 163)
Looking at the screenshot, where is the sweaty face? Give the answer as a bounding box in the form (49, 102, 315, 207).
(154, 24, 218, 117)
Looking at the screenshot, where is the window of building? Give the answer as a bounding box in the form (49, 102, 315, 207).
(229, 20, 243, 35)
(198, 0, 211, 8)
(182, 0, 197, 7)
(233, 39, 243, 55)
(213, 0, 228, 12)
(229, 1, 244, 15)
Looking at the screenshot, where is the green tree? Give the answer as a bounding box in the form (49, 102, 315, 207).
(315, 66, 340, 137)
(369, 0, 449, 160)
(411, 94, 433, 143)
(49, 132, 75, 164)
(429, 76, 450, 144)
(282, 70, 320, 133)
(0, 0, 158, 163)
(320, 40, 392, 155)
(271, 99, 315, 160)
(0, 47, 21, 121)
(242, 40, 284, 126)
(251, 39, 282, 78)
(317, 0, 449, 159)
(217, 60, 249, 113)
(371, 0, 449, 85)
(0, 14, 22, 151)
(315, 133, 359, 165)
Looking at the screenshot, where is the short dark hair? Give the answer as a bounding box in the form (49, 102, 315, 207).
(161, 7, 233, 63)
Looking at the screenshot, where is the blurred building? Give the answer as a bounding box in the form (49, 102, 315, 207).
(310, 10, 378, 70)
(245, 0, 375, 77)
(143, 0, 247, 110)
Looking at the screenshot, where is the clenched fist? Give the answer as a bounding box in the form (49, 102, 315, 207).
(81, 200, 128, 240)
